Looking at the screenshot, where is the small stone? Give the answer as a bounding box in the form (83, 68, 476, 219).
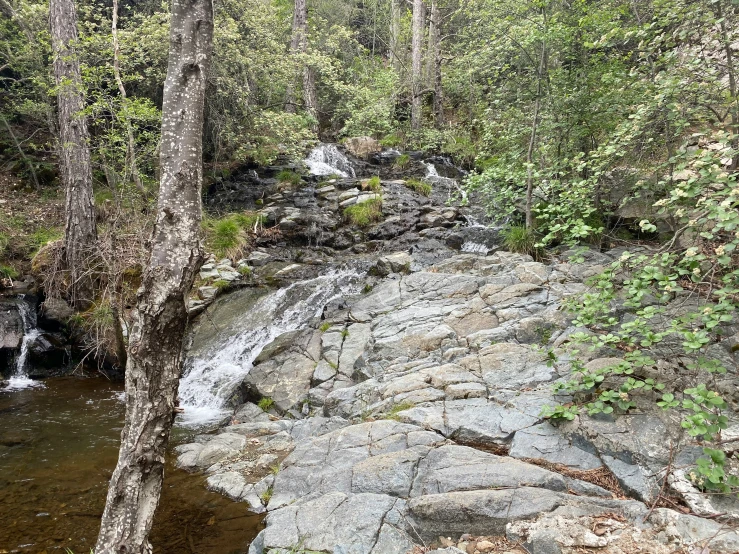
(198, 286, 217, 301)
(476, 540, 495, 553)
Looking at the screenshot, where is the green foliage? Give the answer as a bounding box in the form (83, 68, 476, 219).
(203, 212, 264, 258)
(385, 401, 415, 421)
(258, 397, 275, 412)
(340, 328, 349, 339)
(404, 179, 431, 196)
(365, 176, 381, 192)
(319, 322, 332, 332)
(212, 279, 230, 290)
(0, 264, 19, 279)
(501, 225, 538, 258)
(343, 198, 383, 227)
(276, 170, 302, 186)
(259, 485, 273, 504)
(393, 154, 411, 169)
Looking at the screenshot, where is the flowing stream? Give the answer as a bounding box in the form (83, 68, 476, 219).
(0, 378, 262, 553)
(178, 269, 362, 427)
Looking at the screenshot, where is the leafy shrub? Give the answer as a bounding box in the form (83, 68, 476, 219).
(404, 179, 431, 196)
(343, 198, 383, 227)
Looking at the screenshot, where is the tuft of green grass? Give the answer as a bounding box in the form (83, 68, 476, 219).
(319, 322, 332, 332)
(259, 485, 274, 504)
(29, 227, 63, 253)
(231, 211, 266, 230)
(209, 218, 241, 256)
(203, 211, 264, 257)
(270, 464, 281, 475)
(238, 265, 252, 276)
(276, 169, 302, 186)
(0, 264, 19, 279)
(385, 401, 415, 421)
(365, 176, 381, 192)
(258, 397, 275, 412)
(502, 225, 540, 259)
(394, 153, 411, 169)
(343, 198, 383, 227)
(405, 179, 432, 196)
(362, 283, 373, 294)
(213, 279, 230, 290)
(340, 328, 349, 339)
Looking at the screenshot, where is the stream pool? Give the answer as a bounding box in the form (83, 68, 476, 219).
(0, 377, 262, 553)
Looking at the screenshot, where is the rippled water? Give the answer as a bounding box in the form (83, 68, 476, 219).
(0, 378, 262, 553)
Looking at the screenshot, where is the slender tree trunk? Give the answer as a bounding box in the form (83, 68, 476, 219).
(285, 0, 307, 115)
(1, 116, 40, 190)
(112, 0, 145, 195)
(525, 35, 546, 230)
(303, 65, 318, 131)
(410, 0, 424, 131)
(50, 0, 97, 310)
(389, 0, 400, 72)
(426, 0, 443, 127)
(94, 0, 213, 551)
(717, 1, 739, 169)
(425, 0, 437, 88)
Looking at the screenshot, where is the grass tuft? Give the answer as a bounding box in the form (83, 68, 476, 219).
(258, 397, 275, 412)
(343, 198, 383, 227)
(364, 176, 381, 192)
(405, 179, 432, 196)
(276, 169, 302, 186)
(502, 224, 541, 259)
(394, 153, 411, 169)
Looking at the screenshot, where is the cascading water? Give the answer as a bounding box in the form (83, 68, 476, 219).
(423, 161, 468, 203)
(304, 144, 356, 178)
(6, 299, 43, 391)
(177, 269, 362, 426)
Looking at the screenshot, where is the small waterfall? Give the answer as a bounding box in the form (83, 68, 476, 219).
(304, 144, 356, 178)
(423, 161, 467, 203)
(6, 299, 43, 391)
(177, 269, 362, 426)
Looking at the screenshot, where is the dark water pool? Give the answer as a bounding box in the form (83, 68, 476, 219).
(0, 378, 263, 553)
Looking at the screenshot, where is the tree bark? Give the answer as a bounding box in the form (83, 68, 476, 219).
(285, 0, 307, 115)
(94, 0, 213, 551)
(525, 27, 547, 230)
(389, 0, 401, 71)
(410, 0, 424, 131)
(112, 0, 145, 195)
(426, 0, 443, 127)
(50, 0, 97, 310)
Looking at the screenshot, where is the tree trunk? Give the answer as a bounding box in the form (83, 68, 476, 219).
(50, 0, 97, 310)
(426, 0, 443, 127)
(94, 0, 213, 551)
(525, 34, 546, 230)
(410, 0, 424, 131)
(285, 0, 307, 114)
(112, 0, 145, 195)
(389, 0, 401, 72)
(425, 0, 436, 88)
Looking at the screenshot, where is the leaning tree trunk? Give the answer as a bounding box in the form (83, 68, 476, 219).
(426, 0, 443, 127)
(410, 0, 425, 131)
(50, 0, 97, 310)
(95, 0, 213, 552)
(285, 0, 307, 114)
